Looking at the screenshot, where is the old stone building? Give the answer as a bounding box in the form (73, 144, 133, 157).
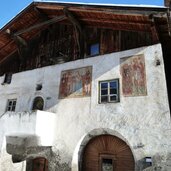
(0, 1, 171, 171)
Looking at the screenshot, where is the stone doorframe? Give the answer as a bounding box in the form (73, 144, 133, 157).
(71, 128, 136, 171)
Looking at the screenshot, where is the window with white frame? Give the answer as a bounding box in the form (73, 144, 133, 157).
(6, 99, 17, 112)
(99, 79, 119, 103)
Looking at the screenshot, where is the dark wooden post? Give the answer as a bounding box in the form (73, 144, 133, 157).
(165, 0, 171, 7)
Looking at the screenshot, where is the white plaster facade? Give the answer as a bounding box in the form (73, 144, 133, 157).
(0, 43, 171, 171)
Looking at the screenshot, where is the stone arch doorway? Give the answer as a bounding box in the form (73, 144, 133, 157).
(82, 134, 135, 171)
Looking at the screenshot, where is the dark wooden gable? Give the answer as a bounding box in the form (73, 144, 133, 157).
(0, 2, 170, 76)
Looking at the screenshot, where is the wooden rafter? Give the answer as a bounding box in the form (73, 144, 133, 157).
(63, 7, 83, 33)
(35, 3, 167, 16)
(34, 7, 49, 20)
(13, 15, 66, 36)
(5, 29, 28, 61)
(0, 49, 17, 64)
(85, 22, 151, 32)
(63, 7, 85, 58)
(80, 17, 151, 24)
(6, 29, 27, 47)
(81, 18, 151, 31)
(151, 25, 159, 43)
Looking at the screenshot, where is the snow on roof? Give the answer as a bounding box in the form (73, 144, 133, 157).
(34, 0, 166, 9)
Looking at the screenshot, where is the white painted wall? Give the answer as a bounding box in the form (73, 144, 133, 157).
(0, 43, 171, 171)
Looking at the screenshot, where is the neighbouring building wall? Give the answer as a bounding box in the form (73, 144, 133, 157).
(0, 43, 171, 171)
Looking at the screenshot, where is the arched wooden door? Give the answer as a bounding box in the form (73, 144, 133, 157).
(82, 135, 135, 171)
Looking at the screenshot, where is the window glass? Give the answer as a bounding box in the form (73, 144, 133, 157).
(101, 82, 108, 89)
(6, 99, 17, 112)
(90, 43, 99, 56)
(12, 105, 16, 111)
(110, 89, 117, 94)
(110, 82, 117, 88)
(110, 95, 117, 101)
(102, 158, 113, 171)
(101, 89, 108, 95)
(101, 96, 108, 103)
(3, 73, 12, 84)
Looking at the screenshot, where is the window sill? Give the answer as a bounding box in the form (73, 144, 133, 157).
(98, 101, 120, 104)
(1, 82, 10, 85)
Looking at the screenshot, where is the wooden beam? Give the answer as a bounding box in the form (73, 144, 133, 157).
(82, 19, 152, 32)
(81, 16, 152, 24)
(0, 49, 17, 64)
(5, 29, 29, 62)
(34, 7, 49, 20)
(14, 15, 66, 36)
(34, 7, 56, 34)
(36, 4, 63, 11)
(166, 11, 171, 36)
(63, 8, 82, 33)
(69, 7, 167, 16)
(63, 7, 85, 58)
(85, 23, 151, 32)
(5, 29, 27, 47)
(165, 0, 171, 7)
(81, 18, 152, 26)
(36, 4, 166, 16)
(151, 25, 159, 43)
(14, 36, 27, 47)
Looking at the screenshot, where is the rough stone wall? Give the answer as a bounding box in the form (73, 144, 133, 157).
(0, 44, 171, 171)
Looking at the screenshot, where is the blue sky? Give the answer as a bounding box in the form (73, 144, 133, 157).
(0, 0, 164, 29)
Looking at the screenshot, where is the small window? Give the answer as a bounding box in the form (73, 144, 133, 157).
(32, 96, 44, 110)
(102, 158, 113, 171)
(89, 43, 99, 56)
(2, 73, 12, 84)
(99, 154, 116, 171)
(99, 79, 119, 103)
(36, 84, 42, 91)
(6, 99, 17, 112)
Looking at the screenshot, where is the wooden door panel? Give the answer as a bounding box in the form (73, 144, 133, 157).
(32, 158, 48, 171)
(82, 135, 134, 171)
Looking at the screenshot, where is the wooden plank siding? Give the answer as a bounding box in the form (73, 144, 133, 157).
(0, 23, 153, 75)
(0, 2, 168, 75)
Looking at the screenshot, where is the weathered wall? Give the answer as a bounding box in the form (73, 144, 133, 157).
(0, 43, 171, 171)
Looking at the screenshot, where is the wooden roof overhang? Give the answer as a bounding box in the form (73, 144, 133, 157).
(0, 1, 169, 64)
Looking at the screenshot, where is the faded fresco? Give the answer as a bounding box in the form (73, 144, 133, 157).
(59, 66, 92, 98)
(120, 55, 147, 96)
